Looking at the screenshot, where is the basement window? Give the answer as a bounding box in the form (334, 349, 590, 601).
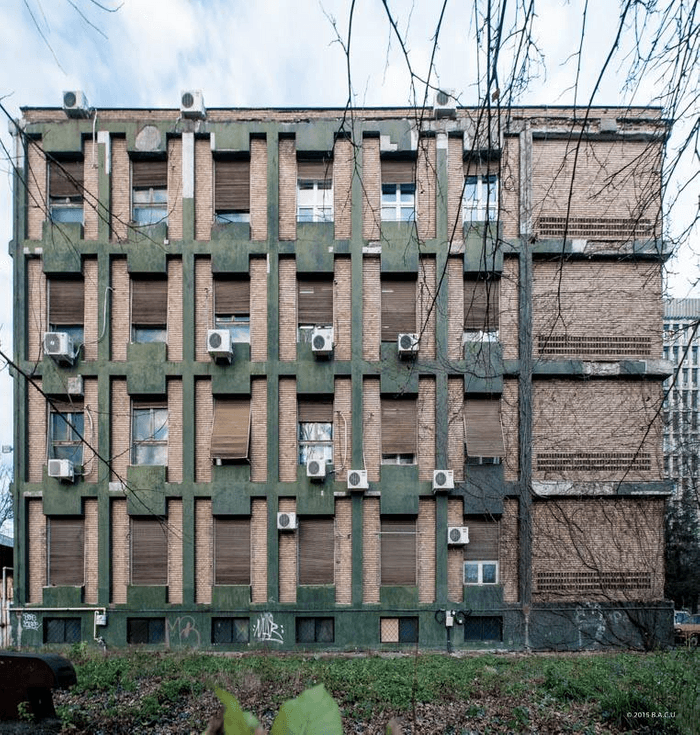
(212, 617, 250, 644)
(44, 617, 81, 644)
(463, 616, 503, 642)
(127, 618, 165, 644)
(296, 617, 335, 643)
(380, 616, 418, 643)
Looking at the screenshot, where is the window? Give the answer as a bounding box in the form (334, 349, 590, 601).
(683, 368, 689, 385)
(297, 159, 333, 222)
(381, 517, 416, 586)
(296, 617, 335, 643)
(298, 397, 333, 465)
(298, 518, 334, 585)
(131, 517, 167, 586)
(463, 172, 498, 223)
(381, 398, 417, 465)
(381, 279, 416, 342)
(127, 617, 165, 644)
(214, 518, 251, 585)
(131, 402, 168, 466)
(131, 277, 167, 343)
(48, 517, 84, 587)
(463, 616, 502, 642)
(464, 279, 499, 334)
(211, 397, 251, 463)
(464, 518, 499, 586)
(48, 276, 85, 346)
(212, 617, 249, 644)
(297, 278, 333, 341)
(49, 159, 84, 224)
(44, 617, 81, 644)
(214, 278, 250, 343)
(693, 346, 698, 364)
(215, 158, 250, 223)
(464, 398, 505, 462)
(381, 159, 416, 222)
(380, 617, 418, 643)
(132, 159, 167, 226)
(49, 405, 84, 466)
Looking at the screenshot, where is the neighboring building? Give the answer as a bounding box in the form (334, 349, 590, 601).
(9, 96, 673, 650)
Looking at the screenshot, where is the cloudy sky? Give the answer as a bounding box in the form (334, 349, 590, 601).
(0, 0, 698, 482)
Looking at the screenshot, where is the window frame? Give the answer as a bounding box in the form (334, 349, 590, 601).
(380, 517, 417, 586)
(43, 617, 81, 644)
(296, 617, 335, 643)
(298, 517, 335, 585)
(131, 278, 167, 344)
(130, 517, 168, 586)
(48, 159, 84, 224)
(381, 182, 416, 222)
(131, 159, 168, 227)
(462, 172, 498, 223)
(47, 516, 84, 587)
(464, 560, 499, 585)
(127, 617, 165, 644)
(214, 278, 251, 344)
(49, 409, 84, 466)
(131, 403, 168, 467)
(211, 617, 250, 644)
(214, 517, 251, 586)
(214, 158, 251, 224)
(297, 398, 334, 466)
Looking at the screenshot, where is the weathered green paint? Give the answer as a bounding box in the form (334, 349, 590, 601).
(126, 465, 167, 516)
(379, 464, 420, 514)
(41, 222, 84, 272)
(460, 465, 505, 515)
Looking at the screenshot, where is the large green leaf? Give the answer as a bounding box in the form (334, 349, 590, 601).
(215, 687, 260, 735)
(269, 684, 342, 735)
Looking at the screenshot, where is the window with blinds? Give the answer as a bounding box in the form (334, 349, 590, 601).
(214, 518, 251, 585)
(50, 401, 84, 466)
(298, 397, 334, 465)
(381, 398, 417, 464)
(464, 398, 505, 461)
(49, 277, 85, 345)
(381, 159, 416, 222)
(132, 159, 168, 226)
(381, 279, 416, 342)
(298, 517, 334, 585)
(215, 158, 250, 223)
(211, 397, 251, 462)
(381, 517, 417, 586)
(463, 518, 499, 585)
(214, 278, 250, 343)
(297, 158, 333, 223)
(297, 278, 333, 331)
(464, 279, 499, 333)
(48, 517, 84, 587)
(130, 517, 167, 586)
(131, 277, 167, 343)
(49, 159, 84, 224)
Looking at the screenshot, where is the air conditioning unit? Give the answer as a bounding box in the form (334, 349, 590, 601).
(277, 512, 298, 531)
(448, 526, 469, 545)
(62, 90, 91, 118)
(180, 90, 206, 119)
(398, 333, 419, 358)
(347, 469, 368, 491)
(306, 458, 326, 480)
(432, 469, 454, 492)
(43, 332, 76, 364)
(434, 89, 456, 119)
(207, 329, 233, 362)
(311, 327, 334, 358)
(48, 459, 74, 481)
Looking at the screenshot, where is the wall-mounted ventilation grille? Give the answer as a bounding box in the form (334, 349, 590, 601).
(536, 452, 652, 472)
(536, 334, 652, 356)
(536, 216, 655, 240)
(535, 571, 652, 592)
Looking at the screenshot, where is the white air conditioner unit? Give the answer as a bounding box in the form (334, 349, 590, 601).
(43, 332, 76, 364)
(448, 526, 469, 545)
(398, 333, 419, 358)
(180, 90, 206, 119)
(432, 469, 454, 492)
(306, 458, 326, 480)
(347, 469, 368, 491)
(434, 89, 456, 119)
(62, 90, 91, 118)
(277, 512, 298, 531)
(311, 327, 334, 358)
(48, 459, 74, 481)
(207, 329, 233, 362)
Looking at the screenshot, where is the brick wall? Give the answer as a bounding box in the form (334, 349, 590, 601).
(110, 137, 129, 241)
(251, 498, 268, 603)
(333, 137, 353, 240)
(195, 378, 212, 483)
(83, 258, 99, 361)
(167, 138, 183, 240)
(362, 137, 381, 241)
(362, 497, 380, 603)
(362, 256, 381, 360)
(333, 378, 352, 482)
(167, 258, 183, 362)
(250, 137, 268, 241)
(416, 136, 436, 240)
(500, 256, 519, 360)
(278, 498, 297, 603)
(27, 140, 46, 240)
(335, 498, 352, 604)
(447, 498, 463, 602)
(27, 257, 46, 363)
(418, 377, 436, 481)
(500, 136, 520, 240)
(278, 257, 297, 362)
(447, 257, 463, 359)
(83, 377, 99, 483)
(251, 377, 267, 482)
(363, 378, 381, 481)
(502, 379, 519, 482)
(84, 498, 98, 604)
(278, 138, 296, 241)
(27, 378, 45, 483)
(250, 256, 268, 362)
(111, 498, 128, 604)
(167, 498, 183, 604)
(447, 377, 465, 482)
(83, 140, 99, 240)
(501, 497, 519, 603)
(334, 256, 352, 360)
(111, 258, 129, 361)
(167, 378, 183, 483)
(418, 498, 436, 603)
(278, 377, 297, 482)
(27, 498, 46, 603)
(110, 378, 129, 481)
(194, 257, 212, 363)
(418, 256, 436, 356)
(195, 498, 212, 604)
(195, 138, 212, 241)
(447, 135, 463, 243)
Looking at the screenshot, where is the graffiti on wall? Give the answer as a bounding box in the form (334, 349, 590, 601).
(21, 612, 40, 631)
(166, 616, 201, 648)
(252, 612, 284, 643)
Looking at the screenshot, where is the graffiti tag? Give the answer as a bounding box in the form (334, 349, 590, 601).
(252, 613, 284, 643)
(21, 613, 40, 631)
(166, 616, 201, 648)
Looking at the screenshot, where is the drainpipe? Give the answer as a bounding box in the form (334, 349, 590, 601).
(1, 567, 12, 647)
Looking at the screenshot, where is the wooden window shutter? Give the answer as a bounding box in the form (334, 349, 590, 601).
(49, 160, 83, 198)
(131, 517, 167, 585)
(215, 279, 250, 314)
(297, 159, 333, 180)
(132, 159, 167, 188)
(297, 397, 333, 423)
(297, 278, 333, 325)
(48, 517, 84, 586)
(131, 278, 167, 325)
(211, 398, 251, 460)
(298, 518, 334, 585)
(464, 520, 499, 560)
(464, 399, 505, 457)
(214, 518, 251, 585)
(49, 278, 84, 325)
(381, 398, 417, 454)
(464, 279, 499, 331)
(215, 160, 250, 210)
(381, 159, 416, 184)
(381, 279, 416, 341)
(381, 517, 416, 585)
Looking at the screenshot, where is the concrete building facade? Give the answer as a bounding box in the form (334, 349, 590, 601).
(10, 98, 673, 650)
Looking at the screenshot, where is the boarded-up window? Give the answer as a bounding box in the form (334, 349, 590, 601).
(214, 518, 251, 585)
(382, 398, 417, 455)
(381, 517, 416, 586)
(131, 517, 167, 586)
(297, 278, 333, 325)
(464, 279, 499, 331)
(464, 399, 505, 457)
(211, 398, 251, 460)
(215, 279, 250, 316)
(48, 517, 84, 587)
(49, 277, 84, 326)
(381, 279, 416, 341)
(298, 518, 334, 585)
(49, 160, 83, 198)
(215, 159, 250, 215)
(131, 278, 167, 326)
